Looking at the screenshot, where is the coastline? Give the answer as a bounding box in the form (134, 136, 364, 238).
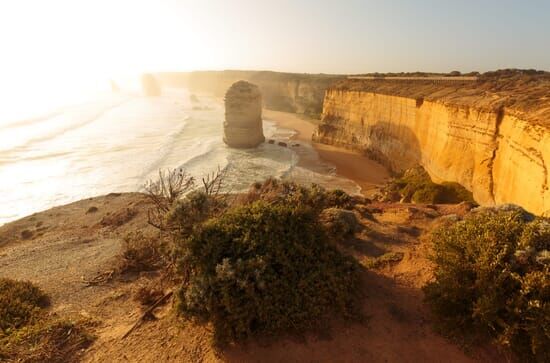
(263, 109, 390, 196)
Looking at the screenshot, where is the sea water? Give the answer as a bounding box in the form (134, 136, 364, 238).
(0, 88, 359, 225)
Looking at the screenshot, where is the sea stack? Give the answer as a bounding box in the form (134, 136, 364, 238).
(223, 81, 265, 148)
(141, 73, 161, 97)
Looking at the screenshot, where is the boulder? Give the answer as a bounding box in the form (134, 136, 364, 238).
(223, 81, 265, 148)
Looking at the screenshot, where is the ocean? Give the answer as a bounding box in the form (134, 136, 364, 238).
(0, 88, 360, 225)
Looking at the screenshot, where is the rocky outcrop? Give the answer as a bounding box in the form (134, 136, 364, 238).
(141, 73, 161, 97)
(315, 74, 550, 216)
(223, 81, 265, 148)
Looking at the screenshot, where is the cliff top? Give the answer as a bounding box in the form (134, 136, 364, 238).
(331, 69, 550, 127)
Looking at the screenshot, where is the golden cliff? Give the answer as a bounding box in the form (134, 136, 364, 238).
(314, 71, 550, 215)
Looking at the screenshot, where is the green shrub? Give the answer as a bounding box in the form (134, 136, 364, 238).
(243, 178, 354, 211)
(319, 208, 359, 241)
(424, 208, 549, 361)
(0, 279, 49, 336)
(175, 201, 362, 345)
(165, 191, 226, 236)
(394, 167, 474, 204)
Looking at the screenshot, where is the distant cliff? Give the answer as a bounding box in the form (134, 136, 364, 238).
(141, 73, 161, 96)
(156, 71, 343, 118)
(314, 70, 550, 216)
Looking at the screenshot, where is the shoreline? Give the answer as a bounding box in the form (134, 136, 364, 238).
(263, 109, 390, 196)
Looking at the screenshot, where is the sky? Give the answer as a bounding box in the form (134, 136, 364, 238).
(0, 0, 548, 108)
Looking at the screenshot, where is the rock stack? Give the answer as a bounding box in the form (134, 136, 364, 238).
(223, 81, 265, 148)
(141, 73, 161, 97)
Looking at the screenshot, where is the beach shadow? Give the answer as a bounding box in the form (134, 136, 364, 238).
(362, 121, 423, 173)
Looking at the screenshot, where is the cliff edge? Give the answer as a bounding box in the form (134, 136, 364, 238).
(314, 70, 550, 215)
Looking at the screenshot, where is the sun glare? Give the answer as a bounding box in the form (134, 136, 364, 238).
(0, 0, 201, 123)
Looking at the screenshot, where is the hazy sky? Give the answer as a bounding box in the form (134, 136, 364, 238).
(0, 0, 549, 81)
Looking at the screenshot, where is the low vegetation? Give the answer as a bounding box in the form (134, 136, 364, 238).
(424, 207, 550, 361)
(377, 166, 474, 204)
(175, 201, 362, 345)
(138, 171, 365, 346)
(0, 278, 50, 336)
(0, 278, 93, 362)
(241, 177, 355, 211)
(118, 231, 169, 274)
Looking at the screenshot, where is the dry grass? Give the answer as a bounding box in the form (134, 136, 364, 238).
(0, 278, 94, 362)
(100, 207, 138, 227)
(0, 320, 94, 363)
(117, 231, 168, 274)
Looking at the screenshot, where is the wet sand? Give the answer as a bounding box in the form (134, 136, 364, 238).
(263, 109, 390, 196)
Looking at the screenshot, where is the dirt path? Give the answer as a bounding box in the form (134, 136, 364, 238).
(0, 193, 154, 315)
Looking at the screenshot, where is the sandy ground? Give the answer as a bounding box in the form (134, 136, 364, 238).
(263, 109, 390, 196)
(0, 193, 506, 362)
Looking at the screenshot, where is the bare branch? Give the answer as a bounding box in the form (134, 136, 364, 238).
(144, 168, 195, 230)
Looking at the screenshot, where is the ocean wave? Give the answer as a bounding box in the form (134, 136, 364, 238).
(0, 98, 133, 158)
(0, 110, 64, 131)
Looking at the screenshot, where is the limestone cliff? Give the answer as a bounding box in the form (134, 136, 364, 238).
(223, 81, 265, 148)
(314, 71, 550, 215)
(156, 71, 343, 118)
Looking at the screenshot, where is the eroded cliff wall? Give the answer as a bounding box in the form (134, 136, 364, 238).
(156, 71, 343, 118)
(315, 86, 550, 216)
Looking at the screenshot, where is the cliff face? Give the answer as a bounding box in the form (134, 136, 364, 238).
(156, 71, 343, 118)
(315, 74, 550, 216)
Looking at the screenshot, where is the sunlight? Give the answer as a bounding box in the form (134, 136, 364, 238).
(0, 0, 200, 123)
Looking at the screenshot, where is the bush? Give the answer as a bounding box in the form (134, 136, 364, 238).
(175, 201, 362, 345)
(424, 208, 550, 361)
(0, 320, 93, 363)
(165, 191, 227, 237)
(392, 166, 474, 204)
(242, 178, 354, 211)
(118, 232, 167, 273)
(0, 279, 49, 336)
(319, 208, 360, 241)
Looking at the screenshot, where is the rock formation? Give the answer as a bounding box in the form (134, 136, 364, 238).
(141, 73, 161, 97)
(314, 71, 550, 216)
(157, 71, 343, 118)
(223, 81, 265, 148)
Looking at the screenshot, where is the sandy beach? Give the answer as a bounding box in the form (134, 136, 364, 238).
(264, 109, 390, 196)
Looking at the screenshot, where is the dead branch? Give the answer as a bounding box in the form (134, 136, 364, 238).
(81, 270, 114, 287)
(122, 290, 173, 339)
(144, 168, 195, 230)
(201, 167, 227, 197)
